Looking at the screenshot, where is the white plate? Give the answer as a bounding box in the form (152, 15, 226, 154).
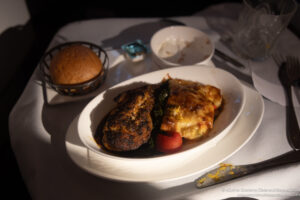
(71, 65, 246, 180)
(66, 83, 263, 182)
(78, 66, 244, 163)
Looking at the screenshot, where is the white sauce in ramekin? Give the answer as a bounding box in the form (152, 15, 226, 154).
(157, 36, 211, 65)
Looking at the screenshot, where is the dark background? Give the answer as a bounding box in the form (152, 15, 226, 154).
(1, 0, 299, 199)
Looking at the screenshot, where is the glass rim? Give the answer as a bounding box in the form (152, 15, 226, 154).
(243, 0, 298, 17)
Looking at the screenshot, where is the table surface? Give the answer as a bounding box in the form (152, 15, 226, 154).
(8, 4, 300, 200)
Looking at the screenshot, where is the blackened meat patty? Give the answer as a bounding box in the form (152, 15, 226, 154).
(102, 85, 156, 151)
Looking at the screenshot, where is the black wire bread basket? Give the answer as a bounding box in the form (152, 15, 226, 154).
(39, 41, 109, 96)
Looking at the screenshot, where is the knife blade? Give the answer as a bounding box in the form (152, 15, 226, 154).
(195, 150, 300, 189)
(214, 49, 246, 69)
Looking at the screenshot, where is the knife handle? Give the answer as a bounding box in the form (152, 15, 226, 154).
(247, 150, 300, 173)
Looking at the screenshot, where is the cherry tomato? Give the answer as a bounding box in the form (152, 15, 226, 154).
(156, 132, 183, 153)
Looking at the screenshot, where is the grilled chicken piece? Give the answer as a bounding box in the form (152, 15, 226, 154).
(102, 85, 156, 151)
(160, 79, 222, 140)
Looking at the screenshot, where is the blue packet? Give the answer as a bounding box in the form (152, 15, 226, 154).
(121, 40, 148, 62)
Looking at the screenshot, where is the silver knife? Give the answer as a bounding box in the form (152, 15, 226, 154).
(214, 49, 246, 69)
(195, 150, 300, 189)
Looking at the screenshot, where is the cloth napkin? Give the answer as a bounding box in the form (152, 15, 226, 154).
(251, 30, 300, 108)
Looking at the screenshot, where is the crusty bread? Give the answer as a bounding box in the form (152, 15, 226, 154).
(49, 44, 103, 85)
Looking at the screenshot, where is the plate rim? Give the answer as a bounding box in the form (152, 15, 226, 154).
(66, 83, 264, 182)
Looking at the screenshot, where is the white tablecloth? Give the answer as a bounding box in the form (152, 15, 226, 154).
(9, 4, 300, 200)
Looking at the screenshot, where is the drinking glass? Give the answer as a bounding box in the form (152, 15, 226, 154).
(233, 0, 297, 60)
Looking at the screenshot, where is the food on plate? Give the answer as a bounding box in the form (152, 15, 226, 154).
(156, 131, 183, 153)
(161, 79, 222, 140)
(49, 44, 103, 85)
(96, 77, 223, 155)
(102, 85, 156, 151)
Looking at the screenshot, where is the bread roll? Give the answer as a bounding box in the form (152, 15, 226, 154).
(49, 44, 103, 85)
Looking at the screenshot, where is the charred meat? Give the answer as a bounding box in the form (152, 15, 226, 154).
(102, 85, 156, 151)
